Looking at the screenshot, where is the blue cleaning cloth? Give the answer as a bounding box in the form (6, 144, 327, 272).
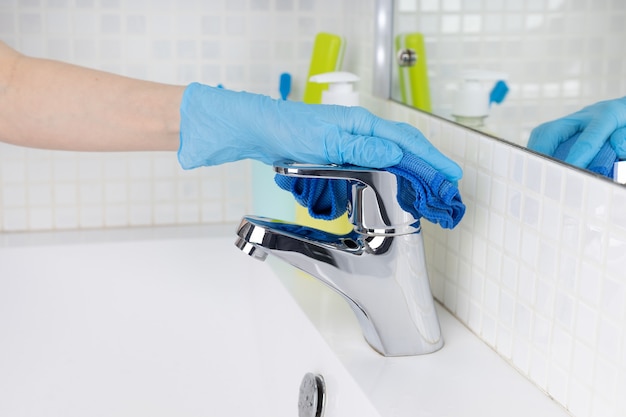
(275, 175, 349, 220)
(553, 132, 618, 178)
(274, 153, 466, 230)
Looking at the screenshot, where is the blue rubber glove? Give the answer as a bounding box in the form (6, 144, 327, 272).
(610, 127, 626, 159)
(528, 96, 626, 168)
(178, 83, 462, 181)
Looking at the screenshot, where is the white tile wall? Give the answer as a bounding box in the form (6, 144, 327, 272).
(0, 143, 252, 230)
(377, 99, 626, 417)
(0, 0, 349, 232)
(2, 1, 626, 417)
(354, 4, 626, 414)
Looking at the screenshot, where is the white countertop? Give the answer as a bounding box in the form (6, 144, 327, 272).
(0, 225, 571, 417)
(269, 247, 573, 417)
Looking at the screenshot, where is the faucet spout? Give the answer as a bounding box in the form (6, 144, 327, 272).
(235, 215, 443, 356)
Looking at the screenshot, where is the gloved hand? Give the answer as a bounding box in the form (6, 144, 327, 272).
(527, 96, 626, 168)
(178, 83, 462, 181)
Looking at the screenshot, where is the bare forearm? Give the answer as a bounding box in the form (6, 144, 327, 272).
(0, 42, 184, 152)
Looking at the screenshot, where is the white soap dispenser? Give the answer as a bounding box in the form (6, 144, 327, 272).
(309, 71, 360, 106)
(451, 69, 509, 129)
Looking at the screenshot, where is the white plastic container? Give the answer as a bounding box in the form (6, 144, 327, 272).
(451, 69, 508, 128)
(309, 71, 360, 106)
(614, 160, 626, 184)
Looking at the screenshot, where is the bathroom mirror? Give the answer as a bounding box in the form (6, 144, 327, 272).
(376, 0, 626, 182)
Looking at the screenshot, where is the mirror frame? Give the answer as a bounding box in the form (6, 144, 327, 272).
(373, 0, 393, 101)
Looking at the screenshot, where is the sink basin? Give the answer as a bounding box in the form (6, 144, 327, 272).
(0, 225, 571, 417)
(0, 228, 380, 417)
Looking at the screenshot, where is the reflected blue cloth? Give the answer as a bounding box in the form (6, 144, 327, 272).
(275, 175, 349, 221)
(553, 132, 618, 177)
(274, 154, 465, 230)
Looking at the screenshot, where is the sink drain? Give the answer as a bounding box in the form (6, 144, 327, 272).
(298, 373, 326, 417)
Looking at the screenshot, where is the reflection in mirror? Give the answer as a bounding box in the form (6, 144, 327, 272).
(389, 0, 626, 182)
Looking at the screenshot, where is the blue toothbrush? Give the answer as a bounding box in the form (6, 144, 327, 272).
(279, 73, 291, 100)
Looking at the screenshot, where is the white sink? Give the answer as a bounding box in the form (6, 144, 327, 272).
(0, 227, 380, 417)
(0, 225, 571, 417)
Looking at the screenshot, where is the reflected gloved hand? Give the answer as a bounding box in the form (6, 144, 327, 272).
(527, 96, 626, 168)
(178, 83, 462, 181)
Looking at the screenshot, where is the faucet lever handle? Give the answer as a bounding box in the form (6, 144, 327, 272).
(274, 160, 382, 181)
(273, 161, 420, 236)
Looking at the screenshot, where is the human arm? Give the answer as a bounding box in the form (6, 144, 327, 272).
(527, 97, 626, 168)
(0, 41, 462, 181)
(0, 41, 183, 152)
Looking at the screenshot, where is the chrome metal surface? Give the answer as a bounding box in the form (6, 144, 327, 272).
(235, 162, 443, 356)
(373, 0, 393, 100)
(396, 48, 416, 67)
(273, 161, 420, 236)
(298, 373, 326, 417)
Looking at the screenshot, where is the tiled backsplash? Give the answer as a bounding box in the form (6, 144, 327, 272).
(335, 7, 626, 414)
(0, 144, 251, 230)
(0, 0, 347, 231)
(372, 2, 626, 415)
(377, 99, 626, 417)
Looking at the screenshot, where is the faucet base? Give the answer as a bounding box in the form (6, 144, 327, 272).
(235, 216, 443, 357)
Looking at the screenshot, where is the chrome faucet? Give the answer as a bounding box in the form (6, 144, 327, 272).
(235, 162, 443, 356)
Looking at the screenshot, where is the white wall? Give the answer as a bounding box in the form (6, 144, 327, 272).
(345, 2, 626, 416)
(379, 101, 626, 417)
(0, 0, 349, 231)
